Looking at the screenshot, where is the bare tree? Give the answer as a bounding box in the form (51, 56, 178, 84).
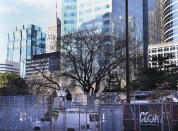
(27, 28, 141, 95)
(26, 53, 61, 95)
(58, 29, 127, 94)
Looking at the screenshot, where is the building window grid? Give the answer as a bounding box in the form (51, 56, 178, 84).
(149, 44, 178, 67)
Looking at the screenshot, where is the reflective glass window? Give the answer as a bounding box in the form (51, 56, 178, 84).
(64, 20, 76, 24)
(95, 7, 101, 11)
(27, 45, 31, 59)
(103, 13, 110, 18)
(37, 31, 41, 40)
(22, 30, 27, 40)
(103, 20, 110, 25)
(14, 31, 21, 41)
(21, 41, 27, 61)
(8, 33, 14, 42)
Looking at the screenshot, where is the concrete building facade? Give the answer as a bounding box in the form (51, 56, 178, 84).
(148, 42, 178, 67)
(46, 17, 61, 53)
(26, 52, 60, 77)
(0, 60, 20, 75)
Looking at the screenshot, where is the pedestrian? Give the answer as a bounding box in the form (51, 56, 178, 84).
(66, 90, 72, 108)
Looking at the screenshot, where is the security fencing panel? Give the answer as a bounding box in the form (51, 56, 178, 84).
(0, 96, 48, 131)
(172, 104, 178, 131)
(0, 95, 178, 131)
(122, 103, 175, 131)
(99, 105, 124, 131)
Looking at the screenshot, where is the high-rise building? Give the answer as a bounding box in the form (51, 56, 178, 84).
(7, 24, 46, 77)
(60, 0, 143, 62)
(0, 60, 20, 75)
(143, 0, 163, 45)
(143, 0, 164, 66)
(60, 0, 77, 36)
(46, 17, 61, 53)
(163, 0, 178, 43)
(61, 0, 143, 40)
(26, 52, 60, 77)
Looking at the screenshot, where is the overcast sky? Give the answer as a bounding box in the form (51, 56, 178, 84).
(0, 0, 59, 61)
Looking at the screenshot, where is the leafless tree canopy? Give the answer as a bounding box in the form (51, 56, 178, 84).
(27, 28, 142, 94)
(59, 29, 126, 94)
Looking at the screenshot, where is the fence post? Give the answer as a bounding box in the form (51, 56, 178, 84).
(161, 102, 164, 131)
(139, 104, 140, 130)
(170, 103, 173, 131)
(112, 105, 114, 131)
(79, 105, 80, 131)
(85, 110, 87, 131)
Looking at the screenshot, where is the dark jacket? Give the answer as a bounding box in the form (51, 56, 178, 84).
(66, 91, 72, 101)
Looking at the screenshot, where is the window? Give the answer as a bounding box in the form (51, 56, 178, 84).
(170, 45, 175, 51)
(64, 20, 76, 24)
(80, 3, 84, 8)
(86, 9, 92, 13)
(104, 28, 110, 33)
(103, 20, 110, 25)
(103, 13, 110, 18)
(148, 49, 151, 53)
(79, 18, 83, 22)
(65, 6, 72, 9)
(8, 33, 14, 42)
(103, 4, 110, 9)
(14, 31, 21, 41)
(152, 48, 157, 53)
(158, 54, 163, 57)
(164, 46, 169, 51)
(158, 47, 162, 52)
(164, 53, 169, 57)
(170, 52, 176, 59)
(65, 5, 76, 10)
(95, 7, 101, 11)
(64, 13, 71, 17)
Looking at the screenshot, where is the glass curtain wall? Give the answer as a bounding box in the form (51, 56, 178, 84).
(7, 24, 46, 77)
(163, 0, 178, 42)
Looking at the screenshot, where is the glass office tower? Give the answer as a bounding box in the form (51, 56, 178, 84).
(61, 0, 143, 39)
(7, 24, 46, 77)
(143, 0, 163, 66)
(144, 0, 163, 44)
(60, 0, 144, 75)
(61, 0, 143, 50)
(61, 0, 77, 35)
(163, 0, 178, 42)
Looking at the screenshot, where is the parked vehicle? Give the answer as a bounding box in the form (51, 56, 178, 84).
(33, 91, 100, 131)
(130, 93, 150, 104)
(33, 108, 100, 131)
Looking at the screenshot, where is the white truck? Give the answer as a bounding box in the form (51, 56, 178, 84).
(33, 108, 100, 131)
(33, 91, 100, 131)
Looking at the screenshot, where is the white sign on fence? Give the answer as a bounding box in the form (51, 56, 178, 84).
(139, 112, 161, 124)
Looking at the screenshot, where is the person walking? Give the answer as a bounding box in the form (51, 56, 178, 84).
(66, 90, 72, 108)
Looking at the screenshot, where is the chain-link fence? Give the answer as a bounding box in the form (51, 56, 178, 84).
(0, 95, 178, 131)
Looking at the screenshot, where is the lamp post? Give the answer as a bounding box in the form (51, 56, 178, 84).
(125, 0, 130, 103)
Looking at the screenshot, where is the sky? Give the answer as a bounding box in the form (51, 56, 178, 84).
(0, 0, 59, 61)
